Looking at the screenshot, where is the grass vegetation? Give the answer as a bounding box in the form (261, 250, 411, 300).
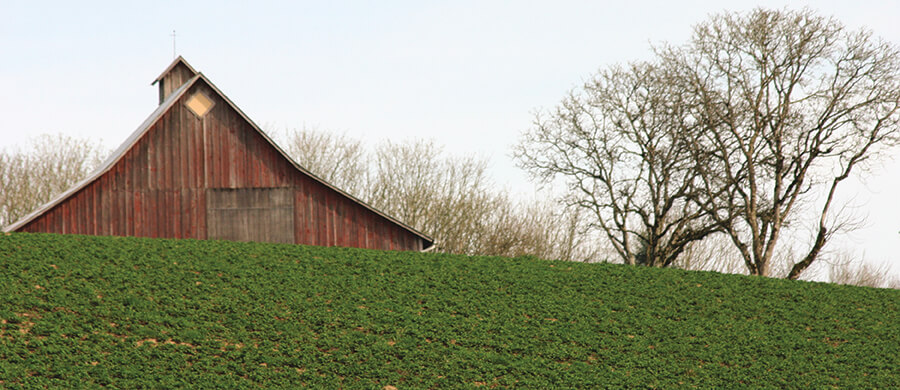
(1, 233, 897, 388)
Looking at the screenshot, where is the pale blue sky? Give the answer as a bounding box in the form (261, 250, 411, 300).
(2, 1, 898, 278)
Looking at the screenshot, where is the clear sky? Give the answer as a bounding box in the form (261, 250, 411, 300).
(2, 1, 898, 279)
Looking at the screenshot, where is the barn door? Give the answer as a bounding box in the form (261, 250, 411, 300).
(206, 188, 294, 243)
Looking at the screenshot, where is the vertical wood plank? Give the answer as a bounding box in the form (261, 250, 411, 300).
(146, 191, 155, 238)
(165, 115, 174, 190)
(134, 191, 143, 237)
(199, 189, 207, 240)
(294, 189, 302, 244)
(99, 175, 108, 236)
(124, 188, 133, 237)
(122, 155, 132, 236)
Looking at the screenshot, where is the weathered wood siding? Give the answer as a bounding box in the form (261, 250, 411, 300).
(158, 61, 196, 104)
(18, 79, 426, 251)
(207, 188, 294, 244)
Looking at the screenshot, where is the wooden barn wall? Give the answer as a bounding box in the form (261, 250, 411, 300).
(19, 80, 425, 251)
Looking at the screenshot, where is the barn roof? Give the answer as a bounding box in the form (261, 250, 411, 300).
(4, 59, 434, 250)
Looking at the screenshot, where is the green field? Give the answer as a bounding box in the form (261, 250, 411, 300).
(0, 233, 897, 388)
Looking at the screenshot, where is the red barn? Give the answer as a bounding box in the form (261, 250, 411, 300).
(3, 57, 433, 251)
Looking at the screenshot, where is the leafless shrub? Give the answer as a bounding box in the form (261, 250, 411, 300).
(478, 197, 600, 261)
(673, 233, 746, 274)
(827, 251, 899, 289)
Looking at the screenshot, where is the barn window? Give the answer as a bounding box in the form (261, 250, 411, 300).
(207, 188, 294, 243)
(185, 92, 214, 117)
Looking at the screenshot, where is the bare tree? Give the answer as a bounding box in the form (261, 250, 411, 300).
(277, 129, 498, 254)
(667, 8, 900, 278)
(515, 62, 720, 267)
(369, 140, 603, 258)
(276, 127, 369, 199)
(368, 140, 500, 254)
(279, 127, 600, 259)
(1, 134, 107, 227)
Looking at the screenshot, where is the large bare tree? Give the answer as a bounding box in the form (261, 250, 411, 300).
(667, 8, 900, 278)
(515, 62, 721, 267)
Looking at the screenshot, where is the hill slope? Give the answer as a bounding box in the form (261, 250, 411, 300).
(1, 233, 897, 388)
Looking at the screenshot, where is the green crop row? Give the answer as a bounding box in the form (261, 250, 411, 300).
(0, 233, 897, 388)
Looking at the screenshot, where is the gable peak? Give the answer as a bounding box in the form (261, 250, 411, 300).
(152, 56, 199, 104)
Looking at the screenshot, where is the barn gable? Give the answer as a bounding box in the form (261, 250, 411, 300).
(4, 57, 433, 251)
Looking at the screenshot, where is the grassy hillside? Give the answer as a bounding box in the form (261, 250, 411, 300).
(0, 233, 897, 388)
